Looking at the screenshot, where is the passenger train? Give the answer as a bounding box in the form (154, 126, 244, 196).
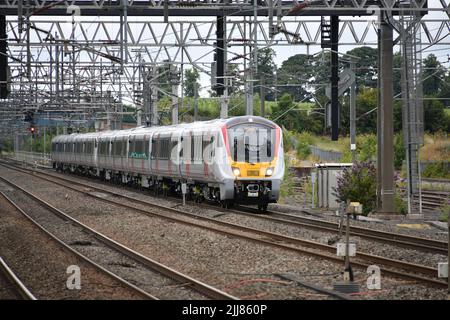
(51, 116, 284, 211)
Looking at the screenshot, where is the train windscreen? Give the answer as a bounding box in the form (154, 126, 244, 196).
(228, 124, 276, 163)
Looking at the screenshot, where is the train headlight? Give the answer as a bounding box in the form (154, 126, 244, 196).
(265, 167, 274, 176)
(232, 167, 241, 176)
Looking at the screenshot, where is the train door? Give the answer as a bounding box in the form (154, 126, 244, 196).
(147, 132, 153, 175)
(128, 134, 135, 172)
(93, 138, 98, 168)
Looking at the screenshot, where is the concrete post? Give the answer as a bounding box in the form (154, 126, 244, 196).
(379, 17, 395, 215)
(350, 59, 356, 163)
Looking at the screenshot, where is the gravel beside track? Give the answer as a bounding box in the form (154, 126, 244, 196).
(270, 203, 449, 241)
(0, 192, 145, 300)
(23, 165, 446, 270)
(0, 260, 23, 299)
(0, 165, 447, 299)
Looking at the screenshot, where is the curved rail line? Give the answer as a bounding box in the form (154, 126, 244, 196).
(0, 175, 238, 300)
(0, 162, 446, 289)
(0, 255, 37, 300)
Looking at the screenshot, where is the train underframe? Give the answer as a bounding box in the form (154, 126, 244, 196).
(53, 162, 274, 212)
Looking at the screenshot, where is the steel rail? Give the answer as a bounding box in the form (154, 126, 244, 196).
(0, 255, 37, 300)
(0, 191, 156, 300)
(0, 162, 446, 289)
(0, 173, 238, 300)
(233, 206, 448, 254)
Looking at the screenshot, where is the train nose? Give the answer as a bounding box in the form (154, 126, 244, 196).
(246, 184, 260, 192)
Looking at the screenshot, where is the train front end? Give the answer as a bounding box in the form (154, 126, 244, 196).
(222, 116, 284, 211)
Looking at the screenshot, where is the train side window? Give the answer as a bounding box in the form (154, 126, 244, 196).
(161, 138, 168, 160)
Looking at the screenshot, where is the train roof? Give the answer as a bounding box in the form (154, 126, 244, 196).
(52, 116, 279, 142)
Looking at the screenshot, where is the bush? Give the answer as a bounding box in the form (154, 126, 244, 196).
(296, 132, 313, 159)
(282, 128, 296, 152)
(332, 161, 377, 216)
(280, 160, 295, 199)
(422, 162, 450, 179)
(394, 193, 408, 215)
(440, 205, 449, 222)
(358, 134, 377, 162)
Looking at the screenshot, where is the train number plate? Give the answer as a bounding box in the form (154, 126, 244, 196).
(248, 192, 259, 197)
(247, 170, 259, 176)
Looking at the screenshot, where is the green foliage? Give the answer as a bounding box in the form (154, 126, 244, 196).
(0, 137, 13, 153)
(256, 48, 277, 100)
(343, 47, 378, 88)
(276, 54, 314, 101)
(271, 93, 323, 134)
(422, 162, 450, 179)
(394, 194, 408, 215)
(440, 205, 449, 222)
(333, 162, 377, 215)
(282, 128, 296, 152)
(340, 134, 377, 163)
(423, 54, 447, 96)
(295, 132, 313, 159)
(358, 134, 377, 162)
(393, 133, 405, 170)
(183, 68, 200, 97)
(424, 99, 450, 133)
(280, 160, 295, 198)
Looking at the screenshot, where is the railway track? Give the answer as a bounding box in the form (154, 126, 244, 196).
(0, 191, 155, 300)
(0, 255, 37, 300)
(0, 172, 237, 300)
(6, 159, 447, 255)
(0, 161, 447, 290)
(398, 188, 450, 211)
(224, 206, 448, 255)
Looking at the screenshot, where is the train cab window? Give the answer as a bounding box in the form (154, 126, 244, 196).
(228, 124, 275, 163)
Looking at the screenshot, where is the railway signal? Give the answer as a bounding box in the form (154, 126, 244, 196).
(29, 125, 36, 137)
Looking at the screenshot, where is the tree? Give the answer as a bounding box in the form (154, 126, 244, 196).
(276, 54, 313, 101)
(271, 93, 296, 130)
(343, 46, 378, 89)
(256, 48, 277, 100)
(393, 52, 402, 97)
(156, 62, 174, 100)
(438, 72, 450, 107)
(423, 54, 446, 96)
(424, 99, 449, 133)
(340, 87, 378, 135)
(183, 68, 200, 97)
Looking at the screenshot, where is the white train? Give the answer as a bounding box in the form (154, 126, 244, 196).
(51, 116, 284, 211)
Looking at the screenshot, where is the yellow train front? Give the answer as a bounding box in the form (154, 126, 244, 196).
(221, 116, 285, 211)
